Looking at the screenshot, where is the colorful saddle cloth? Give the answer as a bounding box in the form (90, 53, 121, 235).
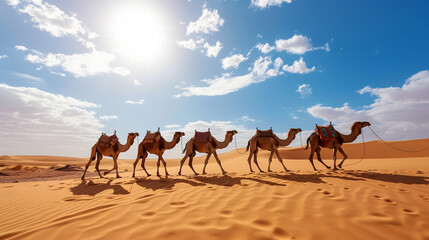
(97, 133, 118, 148)
(315, 124, 337, 141)
(195, 131, 212, 143)
(143, 131, 161, 144)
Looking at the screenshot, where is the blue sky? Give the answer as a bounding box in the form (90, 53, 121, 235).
(1, 0, 428, 159)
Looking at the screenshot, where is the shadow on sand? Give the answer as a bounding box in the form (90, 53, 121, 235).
(343, 171, 429, 185)
(71, 179, 130, 196)
(193, 174, 286, 187)
(134, 176, 206, 191)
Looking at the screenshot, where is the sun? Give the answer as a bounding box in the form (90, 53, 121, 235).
(109, 4, 167, 63)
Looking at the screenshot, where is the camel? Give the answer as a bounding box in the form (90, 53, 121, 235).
(246, 128, 302, 173)
(132, 131, 185, 177)
(81, 132, 139, 180)
(178, 130, 238, 176)
(305, 121, 371, 170)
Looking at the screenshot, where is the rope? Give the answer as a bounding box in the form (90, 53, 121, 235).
(368, 126, 429, 152)
(234, 135, 247, 154)
(343, 128, 366, 167)
(180, 136, 184, 153)
(299, 131, 305, 149)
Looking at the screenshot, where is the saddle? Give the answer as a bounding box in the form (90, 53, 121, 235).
(195, 131, 212, 143)
(255, 128, 274, 138)
(315, 123, 343, 147)
(143, 130, 161, 144)
(97, 132, 118, 148)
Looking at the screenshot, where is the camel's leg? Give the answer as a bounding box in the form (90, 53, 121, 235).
(212, 151, 227, 174)
(94, 153, 104, 178)
(188, 152, 199, 175)
(178, 154, 189, 175)
(316, 148, 331, 169)
(274, 148, 289, 172)
(247, 151, 254, 172)
(113, 156, 121, 178)
(156, 158, 161, 176)
(267, 151, 275, 172)
(202, 153, 212, 175)
(253, 150, 264, 173)
(333, 148, 338, 170)
(337, 147, 348, 169)
(308, 148, 317, 171)
(141, 151, 151, 177)
(82, 157, 93, 180)
(159, 156, 169, 176)
(82, 146, 97, 179)
(132, 146, 142, 178)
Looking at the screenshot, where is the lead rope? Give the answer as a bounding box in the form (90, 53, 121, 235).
(299, 131, 305, 149)
(343, 128, 366, 167)
(368, 126, 429, 152)
(234, 135, 247, 154)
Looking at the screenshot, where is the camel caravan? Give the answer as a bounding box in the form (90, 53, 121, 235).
(81, 121, 371, 180)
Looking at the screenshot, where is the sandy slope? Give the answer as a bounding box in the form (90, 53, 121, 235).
(0, 139, 428, 240)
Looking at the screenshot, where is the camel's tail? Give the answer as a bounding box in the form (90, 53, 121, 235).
(182, 144, 188, 154)
(246, 140, 250, 152)
(304, 133, 314, 150)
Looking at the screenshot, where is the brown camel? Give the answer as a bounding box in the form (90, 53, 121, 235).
(305, 121, 371, 170)
(246, 128, 302, 173)
(132, 131, 185, 177)
(81, 132, 139, 179)
(178, 130, 238, 175)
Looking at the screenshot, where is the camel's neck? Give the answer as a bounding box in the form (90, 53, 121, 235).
(212, 133, 233, 149)
(338, 124, 361, 143)
(164, 134, 181, 149)
(273, 130, 298, 146)
(118, 136, 135, 152)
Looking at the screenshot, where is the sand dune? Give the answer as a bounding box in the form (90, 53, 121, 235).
(0, 139, 428, 240)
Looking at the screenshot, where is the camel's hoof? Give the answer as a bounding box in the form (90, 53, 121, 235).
(178, 172, 181, 176)
(259, 171, 264, 173)
(250, 170, 254, 173)
(268, 170, 272, 172)
(194, 173, 199, 176)
(285, 169, 290, 172)
(326, 166, 331, 169)
(81, 177, 85, 180)
(202, 172, 207, 175)
(116, 176, 122, 179)
(333, 167, 339, 171)
(157, 174, 160, 177)
(222, 171, 227, 175)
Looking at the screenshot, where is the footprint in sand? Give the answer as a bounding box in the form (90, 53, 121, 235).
(142, 211, 156, 218)
(397, 189, 408, 193)
(383, 198, 397, 205)
(219, 209, 233, 216)
(170, 201, 186, 207)
(252, 219, 272, 228)
(2, 186, 13, 188)
(402, 209, 419, 215)
(273, 227, 292, 240)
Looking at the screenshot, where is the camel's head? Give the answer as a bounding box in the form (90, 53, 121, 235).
(356, 121, 371, 128)
(227, 130, 238, 136)
(290, 128, 302, 134)
(128, 132, 139, 138)
(175, 131, 185, 137)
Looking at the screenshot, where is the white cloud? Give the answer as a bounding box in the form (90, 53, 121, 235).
(14, 72, 44, 82)
(8, 0, 94, 49)
(177, 38, 205, 51)
(251, 0, 292, 9)
(255, 43, 275, 54)
(165, 124, 181, 129)
(222, 54, 248, 70)
(283, 57, 315, 74)
(25, 50, 129, 77)
(100, 115, 118, 120)
(125, 99, 145, 104)
(266, 57, 283, 76)
(296, 84, 312, 98)
(0, 83, 103, 157)
(15, 45, 28, 51)
(204, 41, 223, 57)
(236, 115, 257, 122)
(186, 5, 224, 35)
(0, 55, 8, 60)
(50, 71, 66, 77)
(275, 34, 329, 54)
(133, 80, 141, 86)
(307, 70, 429, 141)
(175, 56, 283, 97)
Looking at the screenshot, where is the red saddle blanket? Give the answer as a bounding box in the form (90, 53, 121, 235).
(97, 133, 118, 148)
(143, 131, 161, 144)
(315, 124, 337, 141)
(195, 131, 212, 143)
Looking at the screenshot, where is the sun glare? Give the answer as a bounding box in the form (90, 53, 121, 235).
(110, 5, 167, 63)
